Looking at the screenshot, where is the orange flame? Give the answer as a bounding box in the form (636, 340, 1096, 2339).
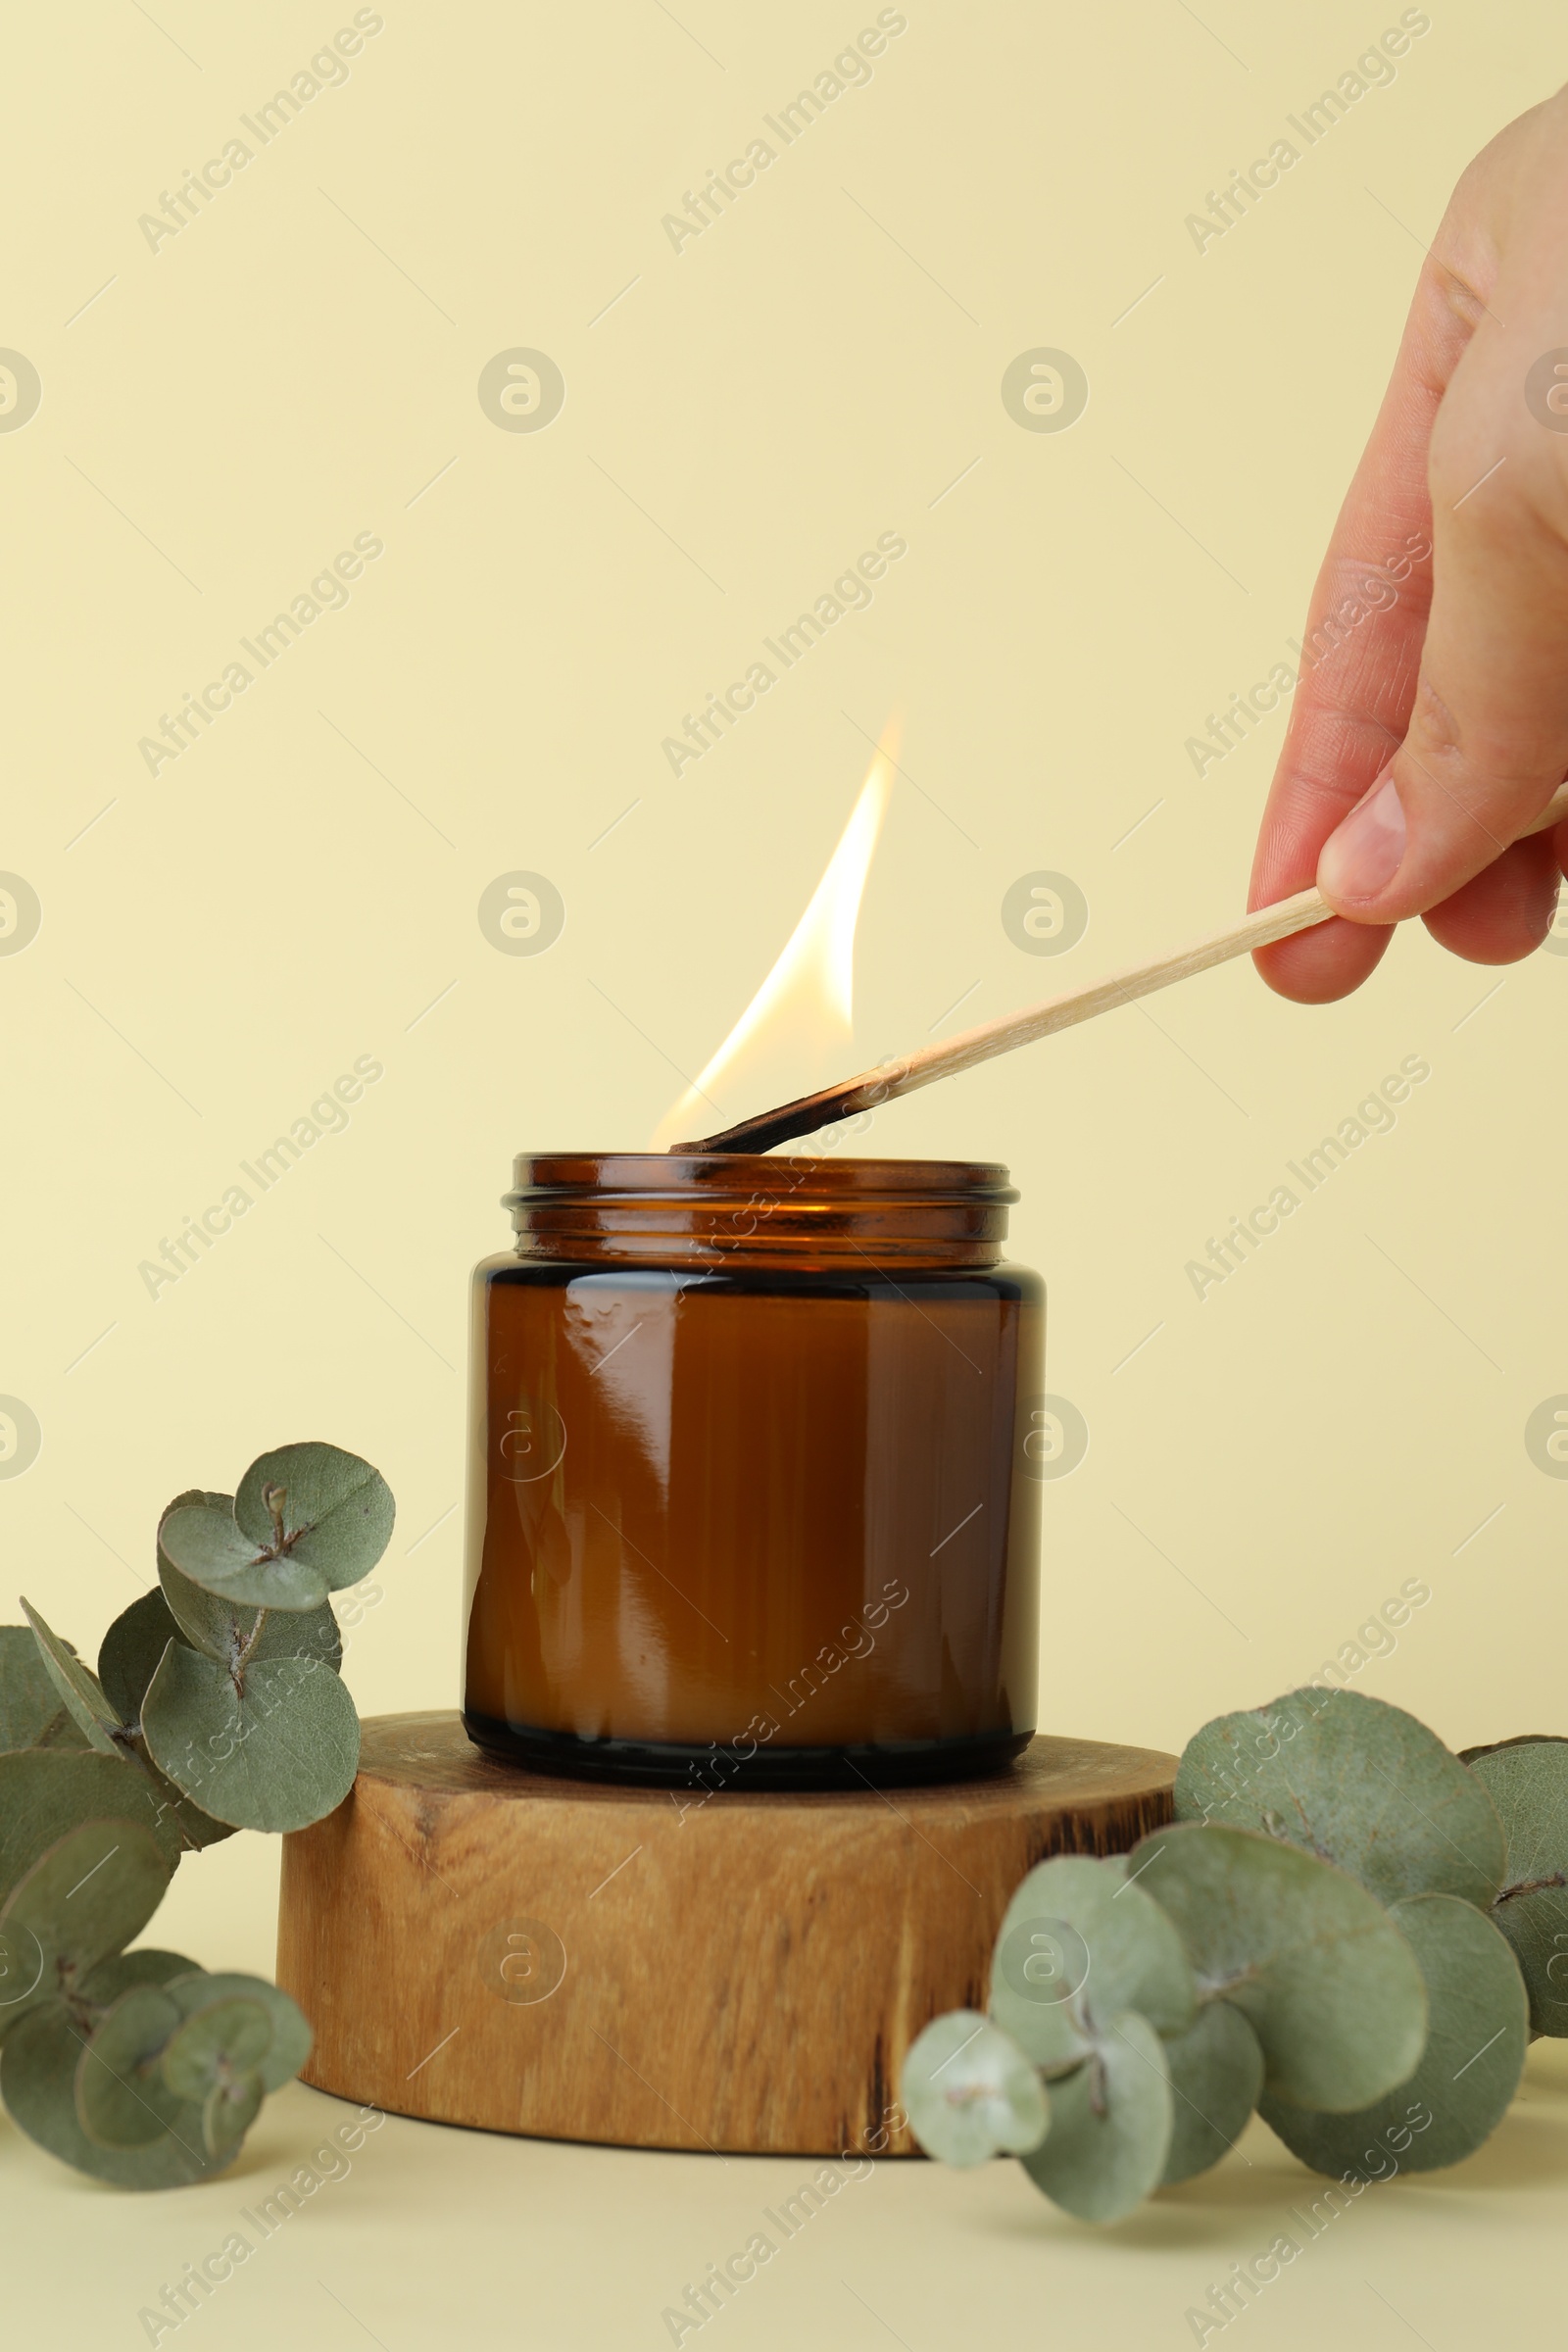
(651, 725, 897, 1149)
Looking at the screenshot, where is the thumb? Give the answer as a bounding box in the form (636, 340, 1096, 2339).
(1316, 359, 1568, 933)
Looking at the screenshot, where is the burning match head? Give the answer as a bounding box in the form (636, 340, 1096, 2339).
(668, 1085, 876, 1156)
(666, 1058, 916, 1157)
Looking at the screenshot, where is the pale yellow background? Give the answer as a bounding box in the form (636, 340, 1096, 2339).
(6, 2, 1568, 2344)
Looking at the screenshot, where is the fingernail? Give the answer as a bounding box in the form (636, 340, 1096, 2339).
(1318, 773, 1406, 902)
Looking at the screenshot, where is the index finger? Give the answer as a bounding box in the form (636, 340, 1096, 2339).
(1248, 246, 1481, 1001)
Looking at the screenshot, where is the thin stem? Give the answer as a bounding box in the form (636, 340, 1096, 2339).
(231, 1608, 269, 1697)
(1495, 1871, 1568, 1906)
(264, 1483, 287, 1550)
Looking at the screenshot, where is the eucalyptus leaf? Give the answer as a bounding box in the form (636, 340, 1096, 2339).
(157, 1544, 241, 1658)
(165, 1969, 312, 2092)
(1019, 2011, 1172, 2223)
(1176, 1688, 1505, 1911)
(161, 1995, 272, 2099)
(98, 1589, 187, 1725)
(157, 1505, 338, 1616)
(133, 1745, 239, 1854)
(75, 1984, 183, 2147)
(0, 1626, 71, 1752)
(156, 1489, 247, 1652)
(21, 1600, 123, 1757)
(902, 2011, 1049, 2167)
(234, 1441, 394, 1592)
(0, 1445, 385, 2193)
(202, 2069, 265, 2160)
(1160, 1999, 1264, 2185)
(0, 1750, 183, 1901)
(34, 1708, 92, 1751)
(162, 1995, 273, 2160)
(245, 1598, 343, 1673)
(160, 1445, 393, 1614)
(1129, 1823, 1428, 2112)
(141, 1646, 360, 1832)
(156, 1488, 233, 1573)
(1261, 1893, 1527, 2177)
(80, 1948, 202, 2001)
(0, 1660, 235, 1860)
(155, 1500, 295, 1607)
(1460, 1735, 1568, 1763)
(1467, 1741, 1568, 2035)
(0, 1820, 171, 2033)
(159, 1545, 341, 1675)
(990, 1854, 1195, 2074)
(1, 1999, 219, 2187)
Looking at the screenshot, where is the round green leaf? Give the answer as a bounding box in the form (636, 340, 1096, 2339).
(1160, 1999, 1264, 2185)
(156, 1488, 245, 1648)
(1467, 1741, 1568, 2035)
(141, 1645, 360, 1832)
(1176, 1688, 1505, 1910)
(203, 2069, 265, 2160)
(33, 1708, 92, 1751)
(20, 1600, 124, 1756)
(156, 1488, 233, 1575)
(165, 1969, 312, 2092)
(0, 1750, 184, 1900)
(156, 1498, 305, 1609)
(902, 2011, 1049, 2167)
(161, 1996, 272, 2100)
(1261, 1892, 1527, 2177)
(234, 1441, 394, 1595)
(81, 1948, 202, 2001)
(1019, 2011, 1173, 2223)
(161, 1996, 273, 2162)
(0, 1820, 172, 2032)
(98, 1590, 187, 1725)
(1, 1686, 236, 1860)
(132, 1743, 239, 1854)
(1129, 1823, 1428, 2112)
(158, 1499, 355, 1616)
(1, 1998, 220, 2187)
(75, 1984, 183, 2147)
(159, 1499, 343, 1672)
(245, 1597, 343, 1672)
(164, 1569, 342, 1676)
(0, 1625, 72, 1752)
(1460, 1734, 1568, 1763)
(158, 1545, 246, 1657)
(990, 1854, 1196, 2074)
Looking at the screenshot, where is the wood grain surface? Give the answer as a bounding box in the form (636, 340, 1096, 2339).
(276, 1710, 1177, 2155)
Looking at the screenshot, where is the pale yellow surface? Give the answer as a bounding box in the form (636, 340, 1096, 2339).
(5, 1, 1568, 2344)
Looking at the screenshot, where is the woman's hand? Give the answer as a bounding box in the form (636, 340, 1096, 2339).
(1251, 88, 1568, 1001)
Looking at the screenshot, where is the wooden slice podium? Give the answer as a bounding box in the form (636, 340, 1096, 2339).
(276, 1711, 1175, 2156)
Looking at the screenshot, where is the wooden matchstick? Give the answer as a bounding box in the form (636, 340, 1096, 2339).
(671, 781, 1568, 1155)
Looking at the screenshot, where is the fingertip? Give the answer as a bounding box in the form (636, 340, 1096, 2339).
(1553, 812, 1568, 883)
(1420, 832, 1560, 962)
(1251, 918, 1396, 1004)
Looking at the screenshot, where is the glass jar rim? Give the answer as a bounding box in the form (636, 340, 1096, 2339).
(508, 1151, 1015, 1196)
(503, 1152, 1019, 1268)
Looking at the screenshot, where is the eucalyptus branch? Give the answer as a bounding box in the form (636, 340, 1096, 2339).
(905, 1688, 1564, 2223)
(0, 1437, 394, 2189)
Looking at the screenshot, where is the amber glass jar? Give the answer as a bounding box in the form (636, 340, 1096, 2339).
(462, 1152, 1042, 1788)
